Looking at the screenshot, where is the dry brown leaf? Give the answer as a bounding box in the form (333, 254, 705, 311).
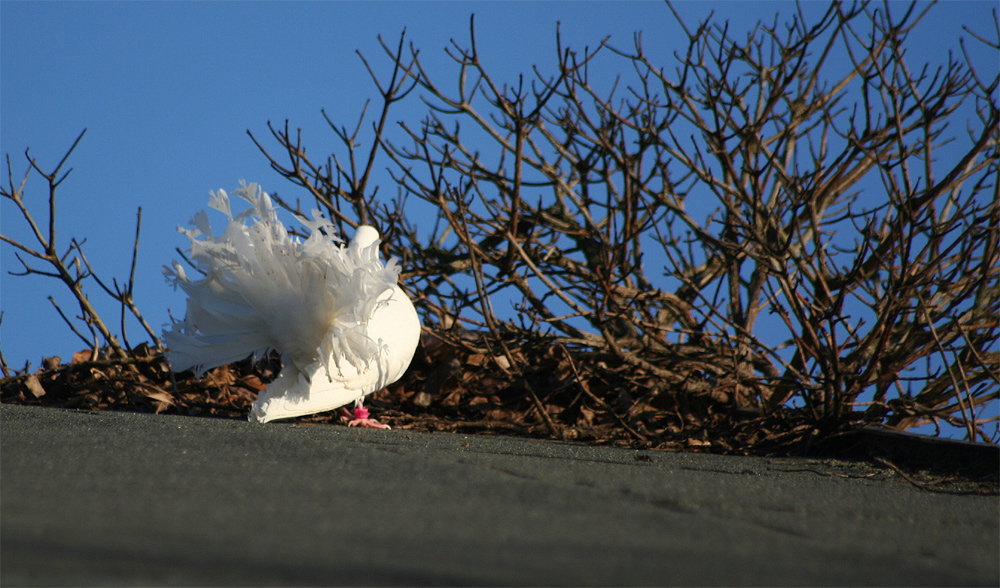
(411, 391, 434, 407)
(238, 374, 267, 391)
(493, 355, 511, 370)
(466, 353, 487, 367)
(483, 409, 511, 421)
(142, 390, 175, 405)
(24, 375, 46, 398)
(207, 366, 236, 386)
(151, 400, 172, 414)
(439, 388, 463, 406)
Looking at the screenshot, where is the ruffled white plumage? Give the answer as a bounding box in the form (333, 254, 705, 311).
(163, 182, 420, 423)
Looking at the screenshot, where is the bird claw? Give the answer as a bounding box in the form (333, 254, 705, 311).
(347, 418, 391, 429)
(339, 406, 391, 429)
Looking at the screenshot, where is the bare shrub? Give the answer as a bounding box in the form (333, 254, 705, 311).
(253, 3, 999, 446)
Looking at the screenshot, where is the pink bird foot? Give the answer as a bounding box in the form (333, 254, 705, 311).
(339, 406, 391, 429)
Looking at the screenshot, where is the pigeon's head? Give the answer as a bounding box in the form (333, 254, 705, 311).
(351, 225, 381, 252)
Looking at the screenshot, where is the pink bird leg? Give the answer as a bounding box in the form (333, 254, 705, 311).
(339, 405, 391, 429)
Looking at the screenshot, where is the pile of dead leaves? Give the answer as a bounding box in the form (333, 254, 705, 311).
(1, 330, 839, 456)
(1, 343, 262, 419)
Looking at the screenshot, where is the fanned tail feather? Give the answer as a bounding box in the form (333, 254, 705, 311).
(163, 182, 400, 381)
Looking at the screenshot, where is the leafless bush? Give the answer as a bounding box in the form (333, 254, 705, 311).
(254, 2, 998, 445)
(1, 129, 162, 371)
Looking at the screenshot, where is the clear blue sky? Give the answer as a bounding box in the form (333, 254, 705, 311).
(2, 1, 996, 380)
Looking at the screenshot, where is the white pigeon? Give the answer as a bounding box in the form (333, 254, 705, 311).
(163, 181, 420, 427)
